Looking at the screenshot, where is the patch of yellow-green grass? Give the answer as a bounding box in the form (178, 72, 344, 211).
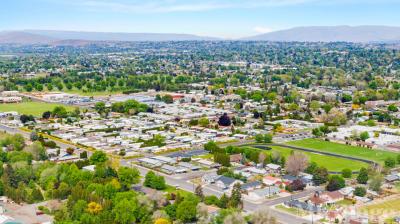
(275, 204, 308, 216)
(287, 139, 399, 165)
(0, 101, 76, 117)
(336, 199, 355, 206)
(359, 197, 400, 216)
(62, 88, 122, 97)
(163, 185, 194, 198)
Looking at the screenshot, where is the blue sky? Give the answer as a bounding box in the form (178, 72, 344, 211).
(1, 0, 399, 38)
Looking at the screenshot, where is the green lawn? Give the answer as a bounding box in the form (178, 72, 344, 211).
(0, 102, 76, 117)
(287, 139, 399, 165)
(270, 146, 368, 172)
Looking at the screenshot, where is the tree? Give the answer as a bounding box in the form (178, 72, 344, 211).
(204, 141, 220, 152)
(113, 198, 137, 224)
(288, 179, 306, 192)
(312, 128, 323, 137)
(25, 141, 47, 161)
(388, 104, 398, 112)
(94, 102, 106, 115)
(144, 171, 166, 190)
(229, 183, 242, 209)
(161, 95, 173, 104)
(31, 187, 43, 202)
(195, 185, 204, 201)
(223, 212, 246, 224)
(90, 151, 108, 164)
(42, 111, 51, 119)
(369, 175, 383, 192)
(118, 167, 140, 189)
(357, 167, 369, 184)
(218, 113, 231, 126)
(341, 94, 353, 103)
(219, 194, 229, 209)
(255, 133, 273, 143)
(251, 209, 277, 224)
(360, 131, 370, 141)
(20, 114, 35, 124)
(214, 153, 230, 167)
(384, 157, 396, 168)
(52, 106, 68, 118)
(66, 147, 74, 155)
(30, 131, 38, 141)
(341, 168, 352, 178)
(285, 152, 309, 176)
(198, 117, 210, 127)
(354, 186, 366, 197)
(80, 151, 88, 159)
(176, 198, 198, 222)
(326, 175, 345, 191)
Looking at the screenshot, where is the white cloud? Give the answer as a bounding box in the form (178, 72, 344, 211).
(253, 26, 274, 33)
(64, 0, 317, 13)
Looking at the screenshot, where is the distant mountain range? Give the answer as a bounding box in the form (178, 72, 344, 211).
(0, 30, 219, 44)
(243, 26, 400, 42)
(1, 26, 400, 44)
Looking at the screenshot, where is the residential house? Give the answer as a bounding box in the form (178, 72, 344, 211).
(202, 173, 220, 184)
(263, 176, 281, 186)
(215, 176, 243, 191)
(240, 181, 263, 192)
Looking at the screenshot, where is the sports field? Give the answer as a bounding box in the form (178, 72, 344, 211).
(0, 102, 76, 117)
(287, 139, 399, 165)
(270, 145, 368, 171)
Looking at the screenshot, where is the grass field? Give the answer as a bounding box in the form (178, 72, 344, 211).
(359, 197, 400, 217)
(287, 139, 399, 165)
(269, 146, 368, 171)
(0, 102, 76, 117)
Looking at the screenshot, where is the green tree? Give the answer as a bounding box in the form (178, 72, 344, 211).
(118, 167, 140, 190)
(198, 117, 210, 127)
(89, 151, 108, 165)
(176, 197, 198, 222)
(368, 175, 383, 192)
(384, 157, 396, 168)
(360, 131, 370, 141)
(341, 168, 352, 178)
(388, 104, 398, 112)
(229, 183, 242, 209)
(312, 167, 329, 186)
(354, 186, 366, 197)
(326, 175, 345, 191)
(144, 171, 166, 190)
(94, 102, 106, 114)
(113, 198, 137, 224)
(357, 168, 369, 184)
